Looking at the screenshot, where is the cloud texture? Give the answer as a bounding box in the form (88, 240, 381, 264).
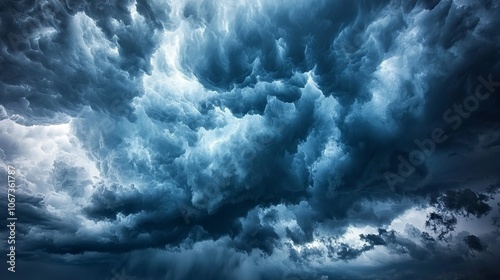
(1, 0, 500, 279)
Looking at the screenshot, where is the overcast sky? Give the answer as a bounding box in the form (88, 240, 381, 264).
(1, 0, 500, 279)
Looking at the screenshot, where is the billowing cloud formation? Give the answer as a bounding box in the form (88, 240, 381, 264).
(1, 0, 500, 279)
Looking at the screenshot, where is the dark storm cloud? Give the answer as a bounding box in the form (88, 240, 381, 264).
(360, 231, 387, 246)
(331, 228, 414, 262)
(51, 160, 92, 197)
(83, 182, 156, 220)
(465, 234, 486, 252)
(179, 0, 392, 95)
(107, 245, 267, 280)
(425, 212, 458, 240)
(2, 0, 500, 279)
(432, 188, 492, 218)
(231, 209, 280, 255)
(335, 243, 371, 261)
(0, 0, 169, 124)
(53, 0, 500, 257)
(425, 188, 493, 240)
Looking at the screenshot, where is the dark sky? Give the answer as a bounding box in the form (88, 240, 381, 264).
(1, 0, 500, 279)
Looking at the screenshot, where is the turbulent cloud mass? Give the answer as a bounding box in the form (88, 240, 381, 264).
(1, 0, 500, 279)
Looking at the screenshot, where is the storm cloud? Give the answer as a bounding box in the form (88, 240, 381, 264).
(1, 0, 500, 279)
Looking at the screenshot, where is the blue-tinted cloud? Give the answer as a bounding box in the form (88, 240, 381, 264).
(1, 0, 500, 279)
